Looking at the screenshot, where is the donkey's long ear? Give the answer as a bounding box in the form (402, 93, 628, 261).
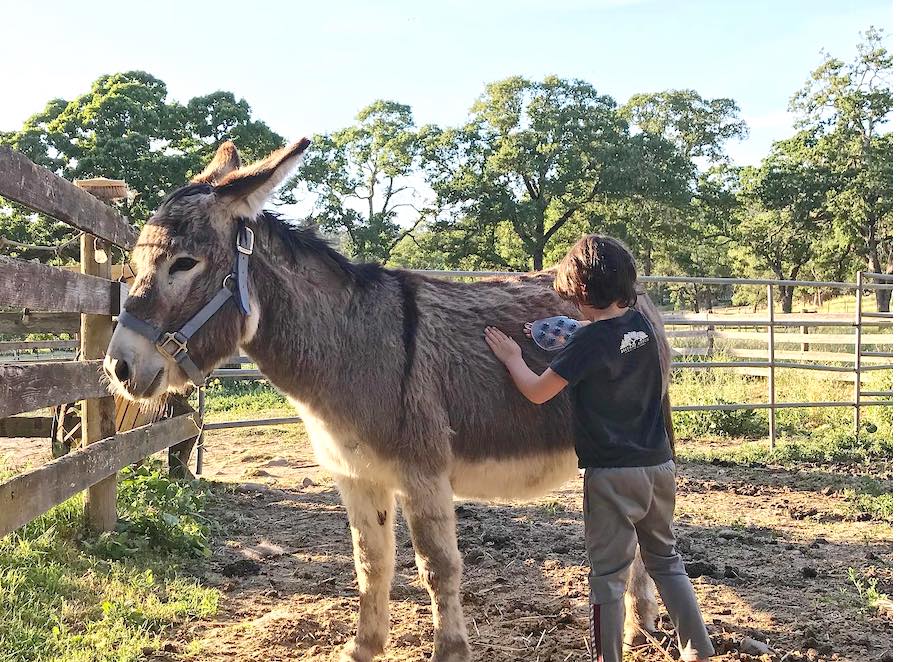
(192, 141, 242, 185)
(215, 139, 311, 218)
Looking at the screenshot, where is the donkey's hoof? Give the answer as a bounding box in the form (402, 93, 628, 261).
(430, 636, 471, 662)
(624, 626, 652, 648)
(624, 629, 645, 648)
(339, 637, 382, 662)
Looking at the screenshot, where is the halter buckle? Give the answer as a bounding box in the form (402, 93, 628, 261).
(236, 227, 254, 255)
(157, 331, 189, 361)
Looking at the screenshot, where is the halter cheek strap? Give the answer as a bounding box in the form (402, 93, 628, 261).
(116, 221, 255, 386)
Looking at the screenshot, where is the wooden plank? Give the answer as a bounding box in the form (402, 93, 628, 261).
(665, 329, 710, 338)
(0, 312, 80, 335)
(0, 256, 117, 314)
(0, 146, 137, 249)
(728, 366, 874, 384)
(0, 416, 52, 437)
(724, 348, 889, 364)
(671, 347, 711, 356)
(0, 340, 79, 352)
(167, 396, 198, 479)
(711, 330, 893, 345)
(0, 351, 77, 363)
(664, 312, 858, 323)
(0, 413, 200, 536)
(0, 360, 106, 418)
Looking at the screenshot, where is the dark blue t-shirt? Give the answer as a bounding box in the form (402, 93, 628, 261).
(549, 309, 671, 468)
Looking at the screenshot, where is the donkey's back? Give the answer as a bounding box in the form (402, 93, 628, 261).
(410, 272, 671, 501)
(411, 273, 581, 499)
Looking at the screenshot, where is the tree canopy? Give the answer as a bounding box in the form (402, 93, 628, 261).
(1, 71, 283, 254)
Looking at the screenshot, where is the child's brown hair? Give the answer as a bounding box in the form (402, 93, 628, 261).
(554, 235, 638, 309)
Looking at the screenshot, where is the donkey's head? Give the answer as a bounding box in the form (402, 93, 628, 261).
(104, 139, 310, 401)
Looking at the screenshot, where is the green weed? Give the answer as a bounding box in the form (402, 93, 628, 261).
(675, 401, 768, 439)
(536, 500, 566, 515)
(0, 463, 218, 662)
(676, 428, 892, 468)
(840, 477, 893, 523)
(84, 462, 211, 559)
(847, 567, 890, 615)
(199, 378, 290, 416)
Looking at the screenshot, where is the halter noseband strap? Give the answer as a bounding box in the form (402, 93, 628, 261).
(116, 221, 255, 386)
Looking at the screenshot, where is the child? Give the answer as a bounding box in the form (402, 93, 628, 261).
(484, 235, 714, 662)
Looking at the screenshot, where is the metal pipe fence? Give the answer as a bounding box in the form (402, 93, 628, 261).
(198, 271, 893, 452)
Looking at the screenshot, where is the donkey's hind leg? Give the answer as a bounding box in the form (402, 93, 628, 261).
(335, 477, 397, 662)
(624, 548, 659, 647)
(399, 476, 470, 662)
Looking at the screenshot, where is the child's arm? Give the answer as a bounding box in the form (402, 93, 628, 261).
(484, 326, 568, 404)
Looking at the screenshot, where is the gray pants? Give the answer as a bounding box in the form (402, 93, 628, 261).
(584, 461, 715, 662)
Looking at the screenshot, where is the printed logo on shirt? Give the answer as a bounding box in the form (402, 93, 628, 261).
(620, 330, 649, 354)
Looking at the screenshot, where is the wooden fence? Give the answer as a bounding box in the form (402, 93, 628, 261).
(0, 146, 200, 537)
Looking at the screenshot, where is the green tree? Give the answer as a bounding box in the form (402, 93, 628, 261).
(622, 89, 748, 163)
(791, 27, 893, 309)
(655, 167, 742, 311)
(286, 100, 428, 263)
(422, 76, 684, 271)
(736, 134, 834, 312)
(584, 131, 695, 276)
(2, 71, 282, 228)
(608, 89, 747, 277)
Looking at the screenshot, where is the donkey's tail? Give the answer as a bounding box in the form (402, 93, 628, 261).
(662, 391, 676, 459)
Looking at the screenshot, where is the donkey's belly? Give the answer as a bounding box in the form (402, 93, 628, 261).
(449, 447, 579, 500)
(289, 398, 401, 485)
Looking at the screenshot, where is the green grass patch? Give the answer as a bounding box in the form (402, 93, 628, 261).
(198, 378, 290, 417)
(847, 566, 891, 615)
(677, 428, 892, 468)
(840, 477, 893, 523)
(670, 367, 891, 441)
(0, 462, 218, 662)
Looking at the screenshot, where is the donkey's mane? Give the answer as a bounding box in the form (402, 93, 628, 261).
(256, 210, 386, 288)
(255, 209, 419, 406)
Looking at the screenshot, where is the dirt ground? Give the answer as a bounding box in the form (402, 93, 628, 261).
(3, 423, 893, 661)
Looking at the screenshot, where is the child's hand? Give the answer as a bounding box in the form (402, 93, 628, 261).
(484, 326, 522, 365)
(523, 322, 533, 338)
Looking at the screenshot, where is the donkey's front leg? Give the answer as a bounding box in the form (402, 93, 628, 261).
(399, 476, 470, 662)
(335, 477, 396, 662)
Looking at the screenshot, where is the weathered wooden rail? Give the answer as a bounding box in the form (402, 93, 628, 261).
(0, 147, 199, 537)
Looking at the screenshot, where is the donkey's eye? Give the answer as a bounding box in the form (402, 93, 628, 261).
(169, 257, 199, 274)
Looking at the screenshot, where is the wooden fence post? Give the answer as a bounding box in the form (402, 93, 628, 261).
(766, 284, 777, 450)
(81, 233, 117, 531)
(168, 395, 198, 479)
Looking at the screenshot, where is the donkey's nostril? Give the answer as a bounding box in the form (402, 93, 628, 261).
(113, 358, 130, 382)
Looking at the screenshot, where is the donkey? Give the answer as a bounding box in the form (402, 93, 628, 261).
(104, 140, 672, 662)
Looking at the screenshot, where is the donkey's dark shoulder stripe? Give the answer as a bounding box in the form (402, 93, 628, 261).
(395, 270, 419, 380)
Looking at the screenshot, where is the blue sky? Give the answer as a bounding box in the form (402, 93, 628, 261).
(1, 0, 891, 166)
